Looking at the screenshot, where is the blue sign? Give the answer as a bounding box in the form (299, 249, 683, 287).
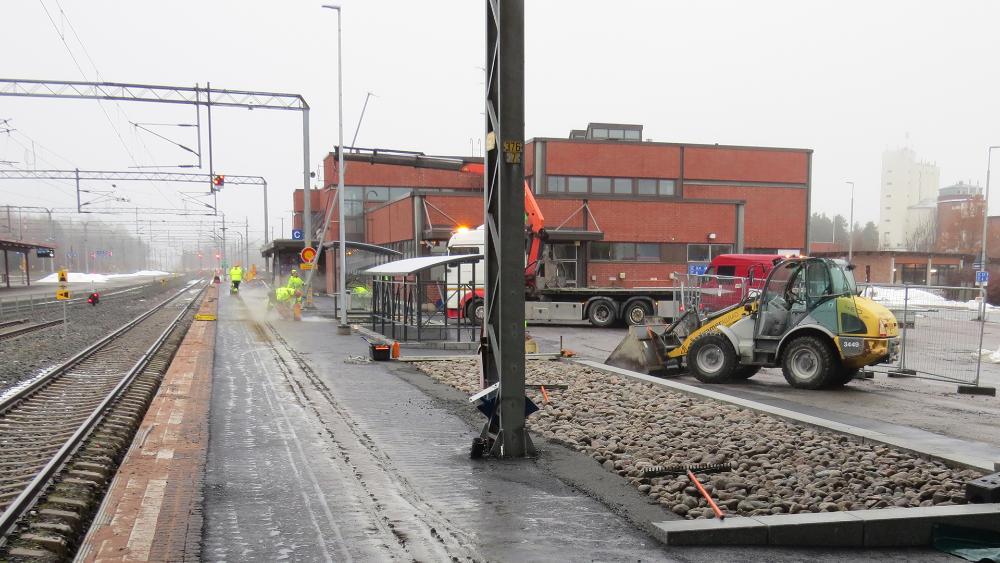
(291, 229, 303, 241)
(688, 263, 709, 276)
(977, 270, 989, 284)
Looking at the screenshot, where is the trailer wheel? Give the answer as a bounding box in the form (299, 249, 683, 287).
(781, 335, 837, 389)
(587, 299, 617, 328)
(465, 298, 485, 324)
(624, 300, 653, 326)
(688, 333, 738, 383)
(732, 365, 761, 380)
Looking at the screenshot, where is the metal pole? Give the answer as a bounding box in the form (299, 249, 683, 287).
(75, 169, 81, 213)
(263, 180, 270, 248)
(483, 0, 529, 458)
(337, 6, 349, 331)
(245, 220, 249, 268)
(302, 108, 312, 256)
(207, 83, 217, 212)
(846, 181, 855, 262)
(350, 92, 374, 151)
(194, 84, 203, 169)
(83, 222, 89, 274)
(975, 284, 986, 388)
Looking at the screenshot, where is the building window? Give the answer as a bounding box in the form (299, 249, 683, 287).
(548, 176, 566, 193)
(608, 129, 625, 140)
(625, 129, 641, 140)
(659, 179, 676, 196)
(568, 176, 588, 193)
(687, 243, 732, 262)
(636, 243, 660, 262)
(661, 243, 687, 263)
(591, 177, 611, 194)
(637, 179, 657, 196)
(592, 128, 608, 139)
(612, 243, 636, 261)
(613, 178, 632, 194)
(366, 187, 389, 202)
(589, 242, 612, 261)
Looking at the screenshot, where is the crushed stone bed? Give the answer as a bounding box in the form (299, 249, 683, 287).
(414, 358, 982, 520)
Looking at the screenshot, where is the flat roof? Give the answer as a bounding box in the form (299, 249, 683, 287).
(364, 254, 482, 276)
(528, 137, 813, 154)
(0, 238, 55, 252)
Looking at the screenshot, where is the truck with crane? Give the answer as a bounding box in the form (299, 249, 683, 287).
(445, 163, 686, 327)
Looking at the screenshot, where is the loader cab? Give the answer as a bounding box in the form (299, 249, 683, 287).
(753, 258, 856, 351)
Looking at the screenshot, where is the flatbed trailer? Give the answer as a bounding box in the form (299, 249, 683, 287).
(526, 286, 683, 327)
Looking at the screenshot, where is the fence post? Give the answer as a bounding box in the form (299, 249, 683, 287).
(974, 285, 986, 389)
(899, 285, 909, 372)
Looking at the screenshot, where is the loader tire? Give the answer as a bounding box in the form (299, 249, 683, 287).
(781, 335, 837, 389)
(827, 367, 860, 388)
(732, 365, 761, 380)
(688, 333, 738, 383)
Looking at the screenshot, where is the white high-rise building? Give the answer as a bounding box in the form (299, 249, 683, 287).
(879, 147, 940, 250)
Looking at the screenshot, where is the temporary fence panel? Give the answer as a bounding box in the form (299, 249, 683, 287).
(859, 284, 986, 385)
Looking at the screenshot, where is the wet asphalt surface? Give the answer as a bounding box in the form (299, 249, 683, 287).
(201, 290, 954, 561)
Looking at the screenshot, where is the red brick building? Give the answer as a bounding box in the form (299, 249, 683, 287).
(295, 123, 812, 291)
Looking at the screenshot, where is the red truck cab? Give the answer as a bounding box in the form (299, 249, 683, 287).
(698, 254, 783, 312)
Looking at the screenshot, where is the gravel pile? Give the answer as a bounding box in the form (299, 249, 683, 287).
(414, 358, 981, 519)
(0, 279, 190, 395)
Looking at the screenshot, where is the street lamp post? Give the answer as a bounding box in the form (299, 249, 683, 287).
(846, 181, 855, 263)
(322, 3, 350, 333)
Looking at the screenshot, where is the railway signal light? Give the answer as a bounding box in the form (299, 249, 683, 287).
(212, 175, 225, 191)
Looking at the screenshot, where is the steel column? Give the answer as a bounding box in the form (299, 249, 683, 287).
(481, 0, 530, 458)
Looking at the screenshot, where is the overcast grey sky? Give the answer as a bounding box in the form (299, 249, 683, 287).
(1, 0, 999, 251)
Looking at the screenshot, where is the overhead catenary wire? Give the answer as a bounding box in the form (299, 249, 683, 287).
(38, 0, 179, 209)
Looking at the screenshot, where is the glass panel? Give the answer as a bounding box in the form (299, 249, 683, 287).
(589, 242, 611, 260)
(592, 128, 608, 139)
(613, 178, 632, 194)
(636, 243, 660, 262)
(710, 244, 733, 259)
(638, 179, 657, 195)
(568, 177, 588, 193)
(608, 129, 625, 139)
(757, 260, 801, 337)
(625, 129, 641, 140)
(552, 244, 577, 259)
(659, 179, 676, 196)
(687, 244, 710, 262)
(612, 243, 636, 261)
(346, 186, 363, 200)
(661, 243, 686, 262)
(557, 262, 577, 286)
(591, 177, 611, 193)
(388, 187, 411, 200)
(547, 176, 565, 193)
(366, 187, 389, 201)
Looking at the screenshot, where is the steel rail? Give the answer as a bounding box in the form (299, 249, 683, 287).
(0, 281, 205, 539)
(0, 319, 63, 341)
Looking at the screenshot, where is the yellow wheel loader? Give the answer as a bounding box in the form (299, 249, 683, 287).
(606, 257, 900, 389)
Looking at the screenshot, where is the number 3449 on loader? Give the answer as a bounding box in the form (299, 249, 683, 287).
(605, 257, 900, 389)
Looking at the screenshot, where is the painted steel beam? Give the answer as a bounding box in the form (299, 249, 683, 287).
(0, 79, 307, 110)
(481, 0, 530, 458)
(0, 169, 265, 185)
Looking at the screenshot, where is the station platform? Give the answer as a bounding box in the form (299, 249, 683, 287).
(78, 284, 957, 562)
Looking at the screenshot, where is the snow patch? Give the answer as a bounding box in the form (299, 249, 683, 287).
(37, 270, 172, 284)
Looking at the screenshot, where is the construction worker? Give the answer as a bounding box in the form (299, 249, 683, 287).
(286, 269, 304, 293)
(273, 285, 296, 319)
(229, 263, 243, 294)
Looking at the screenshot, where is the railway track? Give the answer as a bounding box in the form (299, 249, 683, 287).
(0, 319, 64, 342)
(0, 281, 207, 558)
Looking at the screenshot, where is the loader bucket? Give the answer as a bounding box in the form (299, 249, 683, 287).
(605, 317, 674, 375)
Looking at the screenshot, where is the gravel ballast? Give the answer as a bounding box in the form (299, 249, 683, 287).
(414, 358, 982, 520)
(0, 278, 191, 395)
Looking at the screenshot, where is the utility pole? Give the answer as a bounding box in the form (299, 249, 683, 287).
(846, 181, 855, 262)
